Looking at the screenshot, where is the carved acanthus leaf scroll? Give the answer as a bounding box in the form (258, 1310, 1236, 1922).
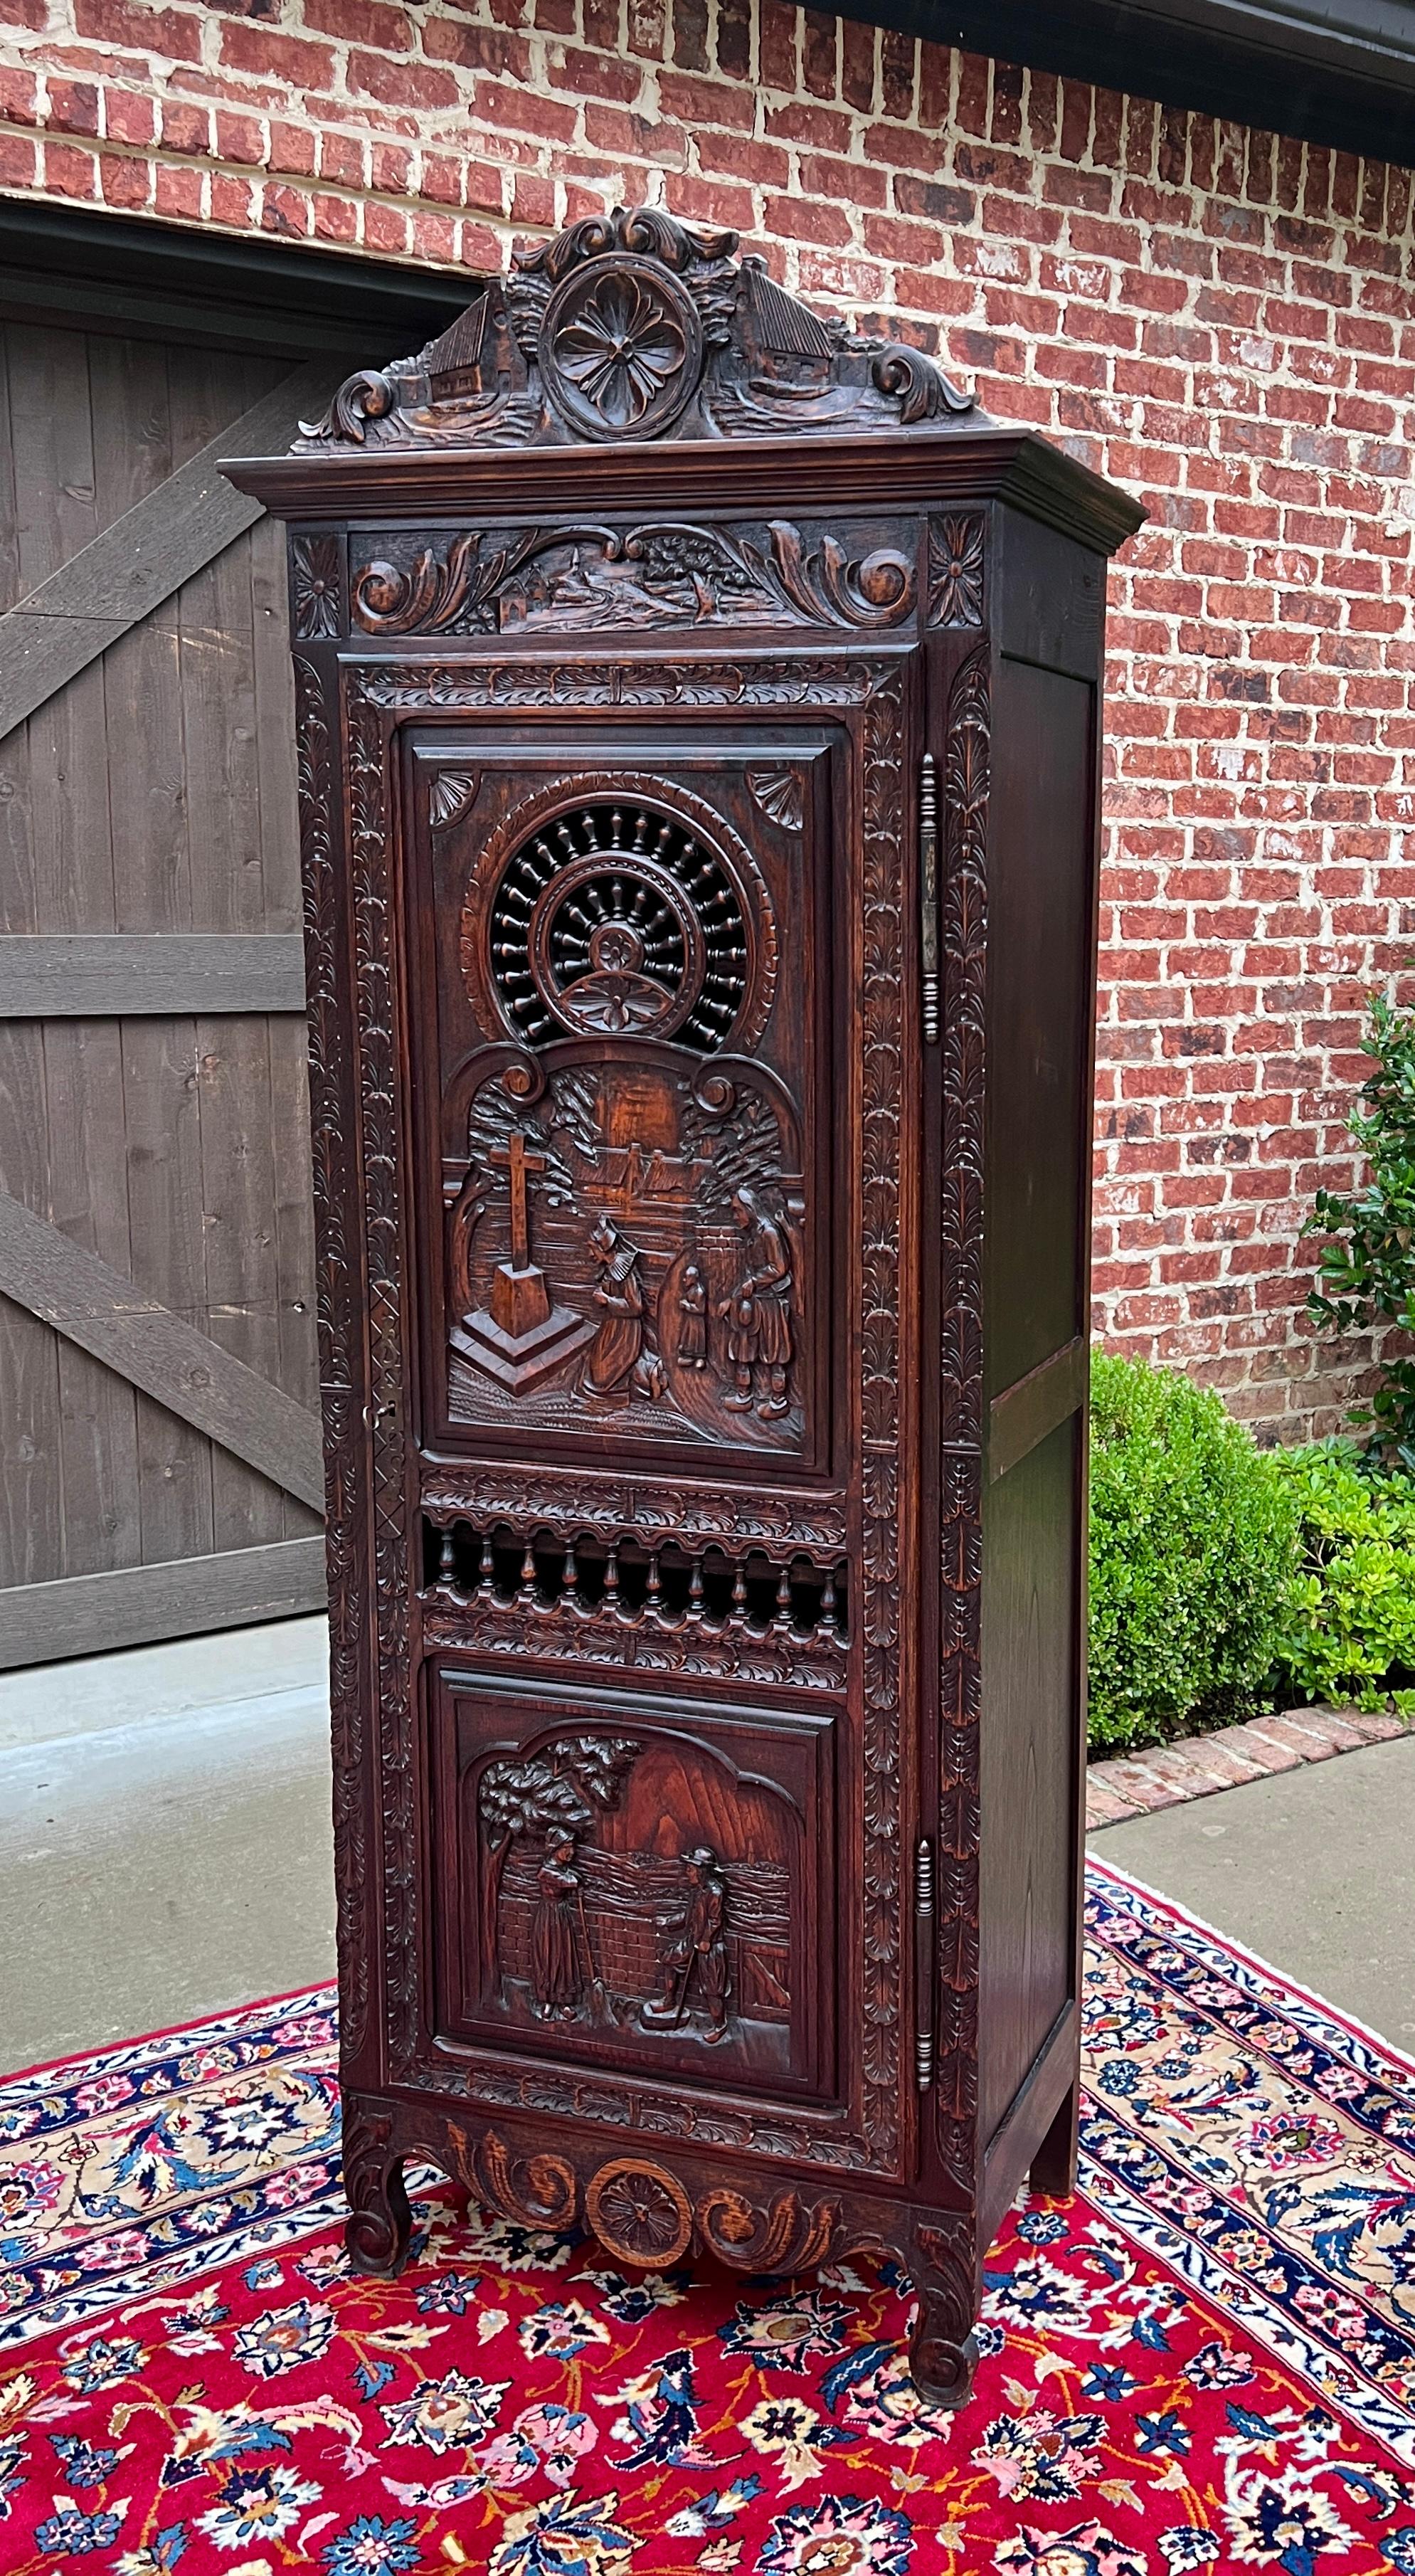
(470, 2128, 578, 2232)
(351, 519, 916, 638)
(299, 203, 973, 453)
(295, 654, 366, 2062)
(936, 645, 990, 2194)
(699, 2185, 840, 2271)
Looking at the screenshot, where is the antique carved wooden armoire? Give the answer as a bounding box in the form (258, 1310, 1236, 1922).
(228, 208, 1142, 2405)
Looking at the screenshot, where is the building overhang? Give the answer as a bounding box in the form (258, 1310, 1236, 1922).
(848, 0, 1415, 168)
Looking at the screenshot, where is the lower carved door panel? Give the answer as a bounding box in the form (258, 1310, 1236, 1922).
(428, 1672, 837, 2104)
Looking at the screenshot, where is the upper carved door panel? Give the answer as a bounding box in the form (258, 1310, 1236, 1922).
(409, 727, 837, 1478)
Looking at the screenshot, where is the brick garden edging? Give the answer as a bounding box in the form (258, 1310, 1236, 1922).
(1086, 1703, 1411, 1831)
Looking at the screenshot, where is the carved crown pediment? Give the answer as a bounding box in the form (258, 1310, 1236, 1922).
(299, 204, 975, 453)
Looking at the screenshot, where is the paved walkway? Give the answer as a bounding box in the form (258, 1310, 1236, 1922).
(0, 1627, 334, 2074)
(1, 1620, 1409, 2075)
(1090, 1730, 1415, 2054)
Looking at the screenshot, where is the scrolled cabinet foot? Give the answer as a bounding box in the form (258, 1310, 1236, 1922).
(342, 2103, 413, 2277)
(907, 2220, 980, 2409)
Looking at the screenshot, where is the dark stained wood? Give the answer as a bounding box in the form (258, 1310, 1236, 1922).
(236, 208, 1143, 2409)
(0, 934, 306, 1014)
(983, 659, 1096, 1398)
(977, 1417, 1081, 2145)
(0, 1534, 326, 1671)
(987, 1336, 1087, 1484)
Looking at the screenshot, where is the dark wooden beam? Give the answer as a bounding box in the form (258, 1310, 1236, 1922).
(0, 1537, 327, 1669)
(845, 0, 1415, 167)
(0, 1191, 325, 1511)
(0, 935, 307, 1017)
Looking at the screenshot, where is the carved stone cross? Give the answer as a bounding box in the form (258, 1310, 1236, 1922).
(490, 1131, 546, 1272)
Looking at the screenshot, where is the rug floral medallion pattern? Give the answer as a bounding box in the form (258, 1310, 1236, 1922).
(3, 1860, 1415, 2574)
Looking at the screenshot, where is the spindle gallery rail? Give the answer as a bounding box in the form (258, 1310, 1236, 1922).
(423, 1517, 849, 1645)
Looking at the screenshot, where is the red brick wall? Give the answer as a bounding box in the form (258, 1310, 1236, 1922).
(4, 0, 1413, 1439)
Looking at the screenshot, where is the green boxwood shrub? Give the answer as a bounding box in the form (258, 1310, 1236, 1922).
(1269, 1440, 1415, 1716)
(1088, 1353, 1300, 1754)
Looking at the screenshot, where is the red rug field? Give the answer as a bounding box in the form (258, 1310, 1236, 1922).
(2, 1857, 1414, 2574)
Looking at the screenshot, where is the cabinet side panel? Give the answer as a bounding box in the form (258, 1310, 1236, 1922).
(982, 658, 1094, 1400)
(977, 1413, 1079, 2143)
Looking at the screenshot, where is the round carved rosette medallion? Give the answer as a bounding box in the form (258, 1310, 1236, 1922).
(585, 2157, 694, 2266)
(541, 256, 703, 441)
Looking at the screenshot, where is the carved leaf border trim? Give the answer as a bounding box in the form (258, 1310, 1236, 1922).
(421, 1470, 847, 1552)
(419, 1594, 844, 1693)
(936, 643, 989, 2192)
(346, 676, 417, 2074)
(295, 654, 368, 2057)
(346, 652, 908, 2178)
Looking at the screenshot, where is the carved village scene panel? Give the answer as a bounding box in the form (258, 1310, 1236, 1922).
(431, 1691, 831, 2096)
(415, 741, 834, 1470)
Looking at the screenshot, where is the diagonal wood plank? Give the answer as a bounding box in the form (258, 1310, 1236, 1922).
(0, 1190, 324, 1510)
(0, 357, 337, 742)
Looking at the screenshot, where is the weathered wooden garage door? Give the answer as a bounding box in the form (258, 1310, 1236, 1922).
(0, 320, 339, 1669)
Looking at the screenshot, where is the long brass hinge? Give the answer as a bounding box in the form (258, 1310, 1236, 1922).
(920, 752, 940, 1043)
(914, 1834, 936, 2090)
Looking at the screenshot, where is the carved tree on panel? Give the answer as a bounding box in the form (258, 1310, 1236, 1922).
(479, 1733, 640, 1992)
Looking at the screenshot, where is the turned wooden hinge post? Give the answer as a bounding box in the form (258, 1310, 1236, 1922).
(914, 1834, 936, 2089)
(919, 751, 940, 1043)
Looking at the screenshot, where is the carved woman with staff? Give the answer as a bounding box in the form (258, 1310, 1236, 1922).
(530, 1826, 587, 2021)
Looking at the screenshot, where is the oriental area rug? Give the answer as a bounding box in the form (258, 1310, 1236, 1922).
(3, 1861, 1414, 2576)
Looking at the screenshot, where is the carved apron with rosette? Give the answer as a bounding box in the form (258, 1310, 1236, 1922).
(226, 206, 1143, 2407)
